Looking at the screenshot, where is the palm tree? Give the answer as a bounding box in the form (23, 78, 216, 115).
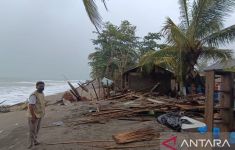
(141, 0, 235, 87)
(83, 0, 108, 31)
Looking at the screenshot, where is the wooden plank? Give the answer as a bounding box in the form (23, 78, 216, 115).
(219, 73, 235, 131)
(205, 71, 214, 132)
(175, 104, 204, 110)
(112, 128, 156, 144)
(104, 93, 133, 101)
(220, 74, 230, 131)
(231, 73, 235, 131)
(147, 98, 166, 104)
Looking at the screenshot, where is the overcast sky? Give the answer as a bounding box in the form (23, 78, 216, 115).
(0, 0, 235, 81)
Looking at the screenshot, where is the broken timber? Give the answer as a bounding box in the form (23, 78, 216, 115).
(67, 81, 80, 101)
(112, 128, 156, 144)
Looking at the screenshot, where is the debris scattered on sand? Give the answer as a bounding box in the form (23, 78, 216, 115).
(0, 105, 10, 113)
(52, 121, 64, 126)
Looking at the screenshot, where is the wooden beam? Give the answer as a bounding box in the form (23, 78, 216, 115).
(205, 71, 214, 132)
(67, 81, 80, 100)
(231, 73, 235, 131)
(218, 73, 235, 132)
(220, 74, 230, 131)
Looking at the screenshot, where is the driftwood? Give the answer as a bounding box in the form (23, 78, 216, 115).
(112, 128, 156, 144)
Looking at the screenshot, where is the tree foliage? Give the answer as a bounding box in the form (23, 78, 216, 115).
(83, 0, 108, 31)
(140, 0, 235, 86)
(138, 33, 162, 56)
(88, 21, 139, 81)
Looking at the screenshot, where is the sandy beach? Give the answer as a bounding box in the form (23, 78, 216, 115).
(0, 84, 163, 150)
(1, 0, 235, 149)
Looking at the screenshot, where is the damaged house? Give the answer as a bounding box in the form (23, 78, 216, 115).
(122, 65, 175, 95)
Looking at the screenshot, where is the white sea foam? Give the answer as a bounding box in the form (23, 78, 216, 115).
(0, 80, 81, 106)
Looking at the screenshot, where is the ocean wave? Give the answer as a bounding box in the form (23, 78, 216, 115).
(0, 80, 81, 106)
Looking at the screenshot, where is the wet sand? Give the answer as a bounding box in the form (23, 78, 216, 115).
(0, 86, 162, 150)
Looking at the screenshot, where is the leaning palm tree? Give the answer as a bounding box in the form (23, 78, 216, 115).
(141, 0, 235, 86)
(83, 0, 108, 31)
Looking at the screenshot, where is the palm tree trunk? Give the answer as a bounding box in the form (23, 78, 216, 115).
(184, 49, 202, 88)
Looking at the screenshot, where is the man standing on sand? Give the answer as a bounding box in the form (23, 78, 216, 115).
(27, 81, 46, 149)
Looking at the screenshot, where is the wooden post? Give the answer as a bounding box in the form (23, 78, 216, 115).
(220, 73, 235, 131)
(231, 73, 235, 130)
(106, 80, 110, 97)
(220, 74, 230, 131)
(67, 81, 80, 100)
(98, 78, 101, 99)
(205, 71, 215, 132)
(103, 85, 106, 99)
(92, 83, 99, 101)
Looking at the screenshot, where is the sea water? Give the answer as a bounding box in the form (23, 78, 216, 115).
(0, 79, 80, 106)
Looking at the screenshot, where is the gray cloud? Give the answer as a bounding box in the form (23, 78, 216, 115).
(0, 0, 234, 80)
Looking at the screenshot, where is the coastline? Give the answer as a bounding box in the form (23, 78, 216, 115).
(0, 92, 65, 112)
(0, 82, 160, 150)
(0, 79, 81, 106)
(0, 91, 65, 148)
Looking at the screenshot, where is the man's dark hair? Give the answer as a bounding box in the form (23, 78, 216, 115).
(36, 81, 45, 86)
